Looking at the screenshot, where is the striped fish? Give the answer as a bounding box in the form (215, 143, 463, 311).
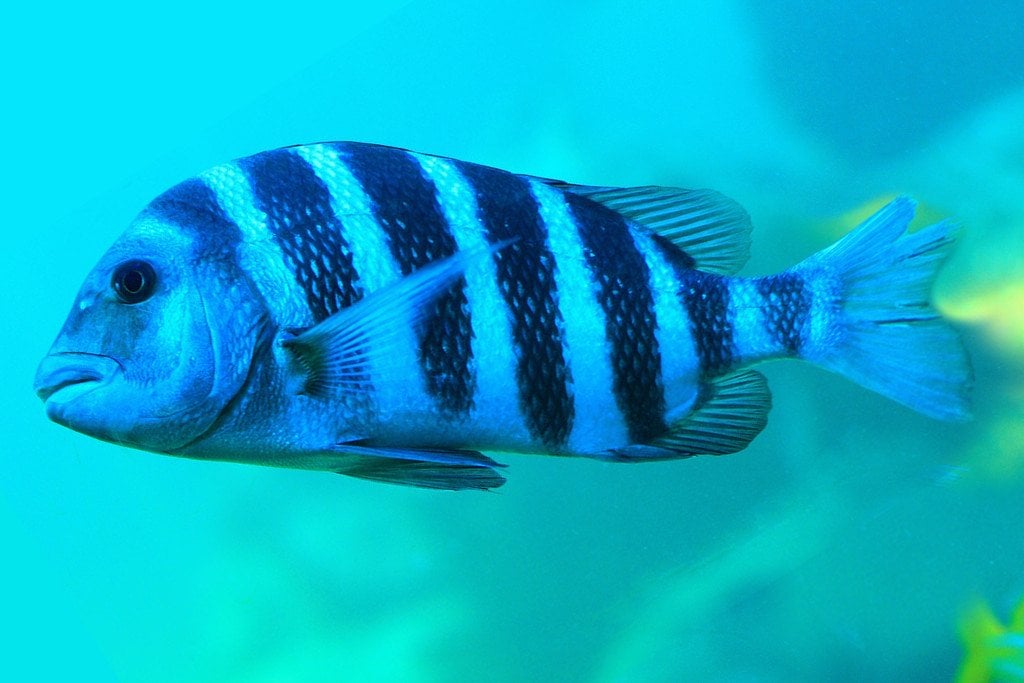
(34, 142, 972, 490)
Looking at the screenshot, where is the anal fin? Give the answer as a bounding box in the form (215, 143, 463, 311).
(608, 370, 772, 461)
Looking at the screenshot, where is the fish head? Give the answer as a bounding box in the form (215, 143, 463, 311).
(35, 211, 265, 454)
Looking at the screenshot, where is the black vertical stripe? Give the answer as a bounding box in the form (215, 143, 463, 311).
(756, 273, 810, 354)
(240, 149, 362, 321)
(649, 235, 735, 376)
(145, 177, 243, 251)
(455, 161, 574, 447)
(144, 177, 264, 313)
(338, 143, 475, 415)
(564, 193, 666, 443)
(143, 177, 277, 418)
(680, 270, 735, 377)
(651, 232, 697, 271)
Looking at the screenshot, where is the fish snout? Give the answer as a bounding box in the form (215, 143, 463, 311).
(34, 352, 121, 404)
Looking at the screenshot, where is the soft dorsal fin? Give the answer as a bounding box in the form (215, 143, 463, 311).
(606, 369, 772, 460)
(536, 179, 753, 275)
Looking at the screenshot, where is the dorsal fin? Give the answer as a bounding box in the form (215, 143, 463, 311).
(536, 179, 753, 275)
(605, 369, 772, 460)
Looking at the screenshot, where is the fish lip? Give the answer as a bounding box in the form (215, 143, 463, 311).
(34, 352, 122, 402)
(36, 372, 101, 402)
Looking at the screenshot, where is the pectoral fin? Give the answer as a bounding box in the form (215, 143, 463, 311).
(282, 241, 510, 399)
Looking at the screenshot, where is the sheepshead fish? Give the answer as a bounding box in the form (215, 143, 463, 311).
(34, 142, 971, 490)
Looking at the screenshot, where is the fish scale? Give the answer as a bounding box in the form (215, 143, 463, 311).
(563, 191, 665, 443)
(526, 179, 629, 454)
(241, 149, 362, 321)
(505, 243, 574, 447)
(340, 142, 476, 416)
(457, 161, 575, 447)
(412, 153, 531, 447)
(756, 273, 811, 354)
(681, 271, 735, 378)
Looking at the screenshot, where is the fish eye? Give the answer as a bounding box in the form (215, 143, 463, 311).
(111, 260, 157, 304)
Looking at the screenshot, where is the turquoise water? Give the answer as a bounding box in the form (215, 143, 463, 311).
(6, 2, 1024, 680)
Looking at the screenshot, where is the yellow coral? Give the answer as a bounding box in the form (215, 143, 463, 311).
(939, 283, 1024, 358)
(827, 194, 949, 239)
(957, 597, 1024, 682)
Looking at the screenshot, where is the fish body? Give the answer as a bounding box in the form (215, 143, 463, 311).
(34, 142, 972, 489)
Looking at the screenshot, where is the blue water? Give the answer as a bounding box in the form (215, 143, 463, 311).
(6, 2, 1024, 680)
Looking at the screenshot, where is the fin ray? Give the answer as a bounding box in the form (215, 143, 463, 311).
(607, 370, 772, 460)
(338, 445, 506, 490)
(335, 443, 505, 469)
(534, 179, 752, 274)
(343, 461, 506, 490)
(795, 197, 972, 421)
(290, 444, 507, 490)
(282, 241, 510, 398)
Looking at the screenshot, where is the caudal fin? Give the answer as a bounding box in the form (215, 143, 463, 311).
(795, 197, 972, 421)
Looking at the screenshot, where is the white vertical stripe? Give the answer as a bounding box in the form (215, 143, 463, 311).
(728, 279, 776, 362)
(293, 145, 396, 293)
(805, 269, 832, 363)
(630, 229, 702, 423)
(529, 179, 629, 454)
(413, 154, 531, 446)
(199, 162, 312, 328)
(293, 144, 431, 423)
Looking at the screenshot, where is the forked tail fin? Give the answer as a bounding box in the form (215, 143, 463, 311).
(794, 197, 972, 420)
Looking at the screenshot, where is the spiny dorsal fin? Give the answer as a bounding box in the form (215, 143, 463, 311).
(536, 179, 753, 275)
(607, 369, 772, 460)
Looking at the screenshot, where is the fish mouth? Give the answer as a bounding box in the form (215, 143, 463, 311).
(34, 352, 121, 404)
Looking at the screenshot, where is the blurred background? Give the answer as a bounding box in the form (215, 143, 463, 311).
(3, 1, 1023, 680)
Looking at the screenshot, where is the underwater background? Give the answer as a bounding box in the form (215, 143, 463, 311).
(5, 1, 1024, 680)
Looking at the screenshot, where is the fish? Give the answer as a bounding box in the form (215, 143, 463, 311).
(34, 142, 972, 490)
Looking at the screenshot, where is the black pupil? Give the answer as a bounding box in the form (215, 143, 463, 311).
(124, 269, 144, 293)
(113, 260, 156, 303)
